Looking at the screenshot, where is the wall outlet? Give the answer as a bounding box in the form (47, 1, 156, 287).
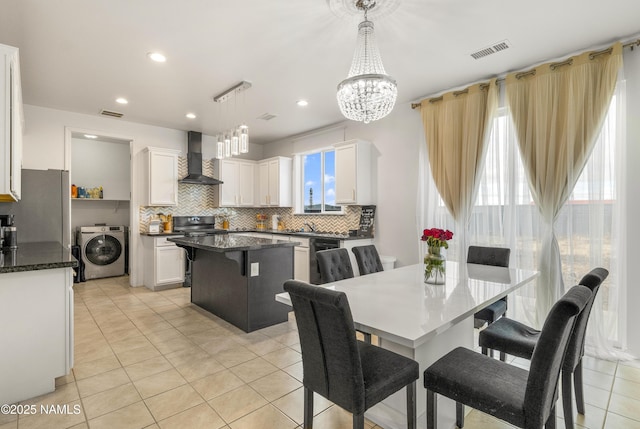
(250, 262, 259, 277)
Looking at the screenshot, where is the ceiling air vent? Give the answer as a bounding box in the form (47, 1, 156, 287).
(257, 113, 277, 121)
(99, 109, 124, 118)
(470, 40, 511, 60)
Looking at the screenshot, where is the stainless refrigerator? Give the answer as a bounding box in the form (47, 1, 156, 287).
(0, 169, 71, 247)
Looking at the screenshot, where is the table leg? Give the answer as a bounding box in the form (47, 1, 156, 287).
(364, 317, 474, 429)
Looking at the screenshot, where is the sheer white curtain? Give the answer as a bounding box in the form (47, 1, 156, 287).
(557, 75, 631, 359)
(468, 99, 540, 327)
(417, 69, 633, 358)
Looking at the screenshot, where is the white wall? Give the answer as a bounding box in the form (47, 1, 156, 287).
(22, 104, 264, 287)
(71, 201, 130, 232)
(262, 108, 423, 267)
(71, 137, 130, 200)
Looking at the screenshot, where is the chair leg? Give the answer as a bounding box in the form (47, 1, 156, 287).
(353, 413, 365, 429)
(545, 405, 556, 429)
(363, 332, 372, 344)
(574, 359, 585, 414)
(303, 387, 313, 429)
(561, 370, 574, 429)
(427, 389, 437, 429)
(481, 346, 489, 356)
(456, 402, 464, 428)
(407, 382, 416, 429)
(499, 351, 506, 362)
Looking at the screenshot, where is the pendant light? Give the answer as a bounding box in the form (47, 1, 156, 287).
(216, 135, 225, 159)
(213, 81, 252, 158)
(336, 0, 397, 124)
(224, 132, 231, 158)
(239, 125, 249, 153)
(231, 129, 240, 155)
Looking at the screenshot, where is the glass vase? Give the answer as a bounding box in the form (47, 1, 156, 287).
(424, 245, 446, 284)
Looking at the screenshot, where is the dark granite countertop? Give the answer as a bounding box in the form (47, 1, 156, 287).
(141, 232, 185, 237)
(229, 229, 374, 241)
(0, 242, 78, 273)
(168, 235, 298, 252)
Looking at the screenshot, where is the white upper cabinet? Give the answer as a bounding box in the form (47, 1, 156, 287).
(334, 139, 372, 205)
(217, 159, 255, 207)
(0, 44, 23, 202)
(257, 156, 292, 207)
(143, 147, 179, 206)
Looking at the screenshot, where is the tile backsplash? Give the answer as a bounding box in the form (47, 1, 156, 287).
(139, 157, 366, 234)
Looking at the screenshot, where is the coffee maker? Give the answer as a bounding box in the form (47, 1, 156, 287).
(0, 214, 17, 249)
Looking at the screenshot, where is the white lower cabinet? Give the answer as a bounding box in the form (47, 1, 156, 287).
(0, 267, 73, 405)
(143, 236, 185, 290)
(294, 243, 310, 282)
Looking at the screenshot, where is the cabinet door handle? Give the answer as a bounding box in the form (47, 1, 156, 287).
(352, 189, 356, 201)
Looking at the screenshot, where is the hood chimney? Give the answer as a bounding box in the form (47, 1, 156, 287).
(179, 131, 223, 185)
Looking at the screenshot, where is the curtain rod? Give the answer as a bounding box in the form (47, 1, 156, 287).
(411, 38, 640, 109)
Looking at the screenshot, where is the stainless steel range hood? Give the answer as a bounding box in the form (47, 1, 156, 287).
(179, 131, 223, 185)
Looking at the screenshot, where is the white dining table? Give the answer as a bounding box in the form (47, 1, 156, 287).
(275, 260, 539, 429)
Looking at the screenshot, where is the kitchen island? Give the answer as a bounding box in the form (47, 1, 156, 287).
(169, 235, 297, 332)
(0, 242, 77, 405)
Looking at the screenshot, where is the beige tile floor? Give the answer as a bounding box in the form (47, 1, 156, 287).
(2, 275, 639, 429)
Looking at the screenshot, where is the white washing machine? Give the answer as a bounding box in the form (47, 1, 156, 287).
(78, 225, 126, 280)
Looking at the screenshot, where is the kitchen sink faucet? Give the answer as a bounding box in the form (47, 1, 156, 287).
(304, 222, 316, 232)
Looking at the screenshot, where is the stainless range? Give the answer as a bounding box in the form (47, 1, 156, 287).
(172, 216, 228, 286)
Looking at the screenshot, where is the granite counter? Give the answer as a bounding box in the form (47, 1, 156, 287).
(0, 242, 78, 273)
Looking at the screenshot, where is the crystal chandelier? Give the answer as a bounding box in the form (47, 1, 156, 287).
(213, 81, 251, 159)
(337, 0, 397, 124)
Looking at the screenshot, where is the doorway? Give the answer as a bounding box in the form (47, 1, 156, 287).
(64, 128, 134, 284)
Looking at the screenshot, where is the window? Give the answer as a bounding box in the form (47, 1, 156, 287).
(470, 95, 622, 343)
(302, 149, 341, 213)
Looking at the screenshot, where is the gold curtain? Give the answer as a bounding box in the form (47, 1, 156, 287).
(506, 42, 623, 325)
(420, 80, 498, 235)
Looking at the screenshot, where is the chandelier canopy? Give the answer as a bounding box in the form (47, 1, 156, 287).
(336, 0, 397, 124)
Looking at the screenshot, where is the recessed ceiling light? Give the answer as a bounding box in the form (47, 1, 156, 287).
(186, 113, 196, 119)
(116, 98, 128, 104)
(147, 52, 167, 63)
(84, 134, 98, 139)
(297, 100, 309, 107)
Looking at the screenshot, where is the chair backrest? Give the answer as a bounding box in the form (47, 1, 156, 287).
(524, 285, 592, 428)
(467, 246, 511, 267)
(284, 280, 365, 413)
(563, 267, 609, 371)
(316, 248, 355, 284)
(351, 245, 384, 275)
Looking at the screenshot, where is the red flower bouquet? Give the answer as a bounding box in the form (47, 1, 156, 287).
(420, 228, 454, 249)
(421, 228, 453, 284)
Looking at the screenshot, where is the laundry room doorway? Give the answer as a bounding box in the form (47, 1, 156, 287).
(65, 129, 133, 281)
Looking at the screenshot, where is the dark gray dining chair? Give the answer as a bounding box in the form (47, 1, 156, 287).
(316, 248, 371, 343)
(424, 285, 592, 429)
(284, 280, 419, 429)
(468, 245, 511, 360)
(478, 267, 608, 429)
(351, 245, 384, 275)
(316, 248, 355, 284)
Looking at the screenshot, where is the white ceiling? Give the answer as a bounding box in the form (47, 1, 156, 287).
(1, 0, 639, 144)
